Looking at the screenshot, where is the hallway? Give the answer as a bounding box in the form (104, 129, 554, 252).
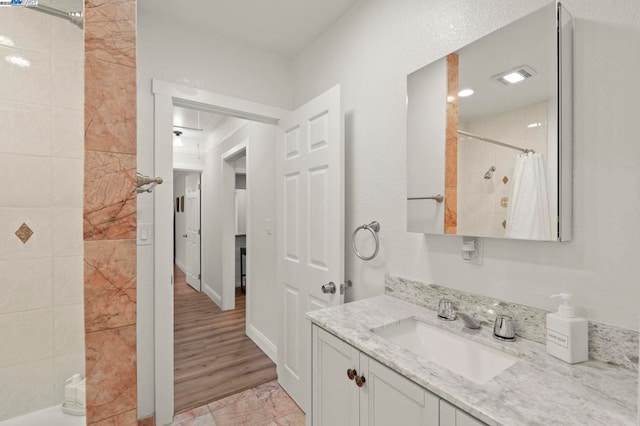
(174, 266, 277, 413)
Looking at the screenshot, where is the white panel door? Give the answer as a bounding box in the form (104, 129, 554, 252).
(277, 85, 344, 413)
(185, 173, 201, 291)
(359, 354, 439, 426)
(312, 326, 359, 426)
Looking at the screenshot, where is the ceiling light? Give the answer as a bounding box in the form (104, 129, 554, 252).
(492, 65, 537, 85)
(5, 55, 30, 68)
(458, 89, 475, 97)
(527, 122, 542, 128)
(0, 36, 15, 47)
(502, 72, 525, 84)
(173, 130, 183, 147)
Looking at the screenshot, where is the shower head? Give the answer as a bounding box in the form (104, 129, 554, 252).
(484, 166, 496, 180)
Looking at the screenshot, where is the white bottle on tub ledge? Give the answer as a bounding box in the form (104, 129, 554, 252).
(546, 293, 588, 364)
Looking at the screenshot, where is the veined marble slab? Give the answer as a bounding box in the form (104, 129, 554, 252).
(307, 296, 637, 426)
(385, 274, 639, 371)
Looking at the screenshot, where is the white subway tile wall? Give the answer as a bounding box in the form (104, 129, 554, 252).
(0, 6, 84, 421)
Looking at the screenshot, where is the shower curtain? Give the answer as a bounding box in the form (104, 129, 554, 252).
(505, 153, 553, 240)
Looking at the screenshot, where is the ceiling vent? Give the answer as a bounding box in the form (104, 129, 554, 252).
(492, 65, 538, 85)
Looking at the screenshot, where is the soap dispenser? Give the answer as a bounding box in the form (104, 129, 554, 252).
(63, 374, 81, 407)
(62, 374, 85, 416)
(546, 293, 588, 364)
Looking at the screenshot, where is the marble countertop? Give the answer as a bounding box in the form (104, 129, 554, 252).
(307, 296, 638, 426)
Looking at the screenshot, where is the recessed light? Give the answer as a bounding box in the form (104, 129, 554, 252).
(5, 55, 30, 68)
(492, 65, 537, 85)
(502, 72, 525, 84)
(458, 89, 475, 97)
(0, 36, 14, 47)
(527, 122, 542, 128)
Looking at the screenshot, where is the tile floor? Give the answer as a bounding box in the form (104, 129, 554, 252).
(171, 380, 305, 426)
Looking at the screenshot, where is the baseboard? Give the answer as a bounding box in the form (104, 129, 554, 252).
(175, 259, 186, 273)
(246, 323, 277, 363)
(203, 283, 223, 309)
(138, 415, 155, 426)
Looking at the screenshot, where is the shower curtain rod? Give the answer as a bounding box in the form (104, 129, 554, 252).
(29, 4, 83, 29)
(458, 130, 534, 154)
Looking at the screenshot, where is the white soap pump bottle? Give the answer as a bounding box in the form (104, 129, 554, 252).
(63, 374, 81, 408)
(546, 293, 588, 364)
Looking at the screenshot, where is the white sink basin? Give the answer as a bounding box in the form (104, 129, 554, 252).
(372, 318, 519, 385)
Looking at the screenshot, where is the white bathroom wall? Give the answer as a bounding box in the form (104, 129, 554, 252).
(200, 122, 278, 355)
(458, 102, 549, 237)
(173, 173, 186, 271)
(174, 150, 205, 171)
(293, 0, 640, 330)
(136, 9, 294, 416)
(0, 8, 84, 421)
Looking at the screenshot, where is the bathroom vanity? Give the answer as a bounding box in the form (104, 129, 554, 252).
(307, 294, 637, 425)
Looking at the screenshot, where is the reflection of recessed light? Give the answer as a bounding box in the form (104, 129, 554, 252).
(173, 130, 183, 147)
(527, 122, 542, 128)
(0, 36, 14, 47)
(492, 65, 537, 85)
(458, 89, 475, 97)
(5, 55, 30, 68)
(502, 72, 525, 84)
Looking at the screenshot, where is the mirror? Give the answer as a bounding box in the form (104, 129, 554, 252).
(407, 1, 572, 241)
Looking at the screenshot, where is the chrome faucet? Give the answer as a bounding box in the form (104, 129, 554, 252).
(437, 299, 457, 321)
(456, 311, 482, 330)
(438, 299, 482, 330)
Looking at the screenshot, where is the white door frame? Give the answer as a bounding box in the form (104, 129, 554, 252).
(221, 142, 247, 311)
(151, 79, 288, 425)
(172, 169, 203, 284)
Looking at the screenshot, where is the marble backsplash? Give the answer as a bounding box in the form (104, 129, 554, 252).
(385, 275, 639, 371)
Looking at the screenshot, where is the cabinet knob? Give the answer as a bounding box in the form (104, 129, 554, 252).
(347, 368, 357, 380)
(355, 375, 366, 388)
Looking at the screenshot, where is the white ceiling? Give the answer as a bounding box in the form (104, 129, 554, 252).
(138, 0, 360, 58)
(173, 106, 227, 153)
(457, 4, 555, 121)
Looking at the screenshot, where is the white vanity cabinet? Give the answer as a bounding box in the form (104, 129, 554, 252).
(312, 325, 484, 426)
(439, 400, 485, 426)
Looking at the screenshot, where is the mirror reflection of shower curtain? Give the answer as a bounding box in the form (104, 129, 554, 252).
(506, 153, 552, 240)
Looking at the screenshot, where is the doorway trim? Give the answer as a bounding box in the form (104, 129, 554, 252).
(151, 79, 288, 425)
(221, 142, 247, 311)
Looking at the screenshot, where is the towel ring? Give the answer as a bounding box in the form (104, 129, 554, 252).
(351, 221, 381, 261)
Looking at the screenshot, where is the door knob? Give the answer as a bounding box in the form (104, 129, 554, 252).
(183, 234, 188, 238)
(355, 375, 366, 388)
(321, 282, 336, 294)
(347, 368, 357, 380)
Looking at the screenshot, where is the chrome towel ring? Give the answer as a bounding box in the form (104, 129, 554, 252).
(351, 221, 381, 261)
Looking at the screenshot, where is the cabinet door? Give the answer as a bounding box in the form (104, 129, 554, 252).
(440, 400, 486, 426)
(312, 326, 359, 426)
(359, 354, 439, 426)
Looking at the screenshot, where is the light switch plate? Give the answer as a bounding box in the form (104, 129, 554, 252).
(138, 222, 153, 246)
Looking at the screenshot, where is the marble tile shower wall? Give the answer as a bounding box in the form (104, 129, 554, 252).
(83, 0, 138, 425)
(0, 7, 84, 421)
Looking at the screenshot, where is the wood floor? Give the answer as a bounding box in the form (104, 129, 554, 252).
(174, 266, 277, 414)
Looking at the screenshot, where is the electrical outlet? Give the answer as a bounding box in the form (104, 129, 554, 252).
(462, 236, 483, 265)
